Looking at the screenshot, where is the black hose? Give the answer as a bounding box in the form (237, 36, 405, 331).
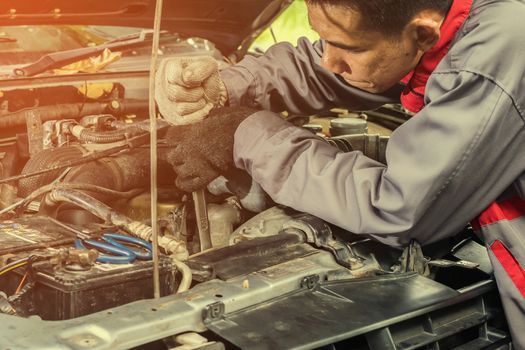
(18, 183, 144, 213)
(44, 188, 188, 257)
(45, 188, 135, 228)
(18, 145, 85, 197)
(0, 131, 153, 186)
(0, 100, 148, 129)
(0, 103, 105, 129)
(77, 126, 146, 143)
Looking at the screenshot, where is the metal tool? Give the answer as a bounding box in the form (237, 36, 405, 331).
(427, 259, 479, 269)
(102, 233, 153, 260)
(75, 233, 152, 264)
(192, 189, 212, 251)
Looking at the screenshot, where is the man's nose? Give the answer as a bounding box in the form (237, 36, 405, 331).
(321, 45, 349, 75)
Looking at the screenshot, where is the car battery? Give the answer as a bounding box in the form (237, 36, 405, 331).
(0, 216, 177, 320)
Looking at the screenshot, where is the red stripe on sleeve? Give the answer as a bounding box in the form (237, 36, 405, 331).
(491, 240, 525, 298)
(475, 197, 525, 228)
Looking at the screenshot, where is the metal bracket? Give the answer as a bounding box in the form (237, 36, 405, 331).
(300, 274, 320, 290)
(25, 110, 43, 156)
(193, 189, 212, 251)
(203, 302, 225, 324)
(282, 215, 364, 270)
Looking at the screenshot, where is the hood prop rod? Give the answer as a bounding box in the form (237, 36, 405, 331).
(149, 0, 164, 299)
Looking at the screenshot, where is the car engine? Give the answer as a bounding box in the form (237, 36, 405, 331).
(0, 45, 512, 349)
(0, 68, 396, 319)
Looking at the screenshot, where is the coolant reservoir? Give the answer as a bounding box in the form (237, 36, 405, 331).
(207, 200, 241, 248)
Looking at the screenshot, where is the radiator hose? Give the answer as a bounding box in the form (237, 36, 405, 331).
(44, 188, 189, 260)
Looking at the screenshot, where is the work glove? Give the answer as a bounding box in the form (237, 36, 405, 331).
(155, 56, 228, 125)
(165, 107, 258, 192)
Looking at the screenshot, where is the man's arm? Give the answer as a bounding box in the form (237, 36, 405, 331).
(221, 38, 402, 115)
(233, 70, 525, 246)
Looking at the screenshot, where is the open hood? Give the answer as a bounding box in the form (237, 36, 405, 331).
(0, 0, 293, 56)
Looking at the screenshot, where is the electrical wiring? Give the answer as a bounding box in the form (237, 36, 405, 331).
(15, 270, 30, 294)
(0, 258, 31, 277)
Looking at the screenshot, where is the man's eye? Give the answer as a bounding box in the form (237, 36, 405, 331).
(345, 47, 365, 53)
(326, 42, 365, 53)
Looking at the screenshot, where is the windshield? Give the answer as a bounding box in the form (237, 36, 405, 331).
(0, 25, 141, 65)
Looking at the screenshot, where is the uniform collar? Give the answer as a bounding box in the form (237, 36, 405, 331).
(400, 0, 473, 113)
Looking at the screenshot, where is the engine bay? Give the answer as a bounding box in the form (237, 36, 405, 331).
(0, 68, 400, 319)
(0, 49, 511, 348)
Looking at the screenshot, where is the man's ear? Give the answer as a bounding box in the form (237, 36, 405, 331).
(407, 15, 442, 52)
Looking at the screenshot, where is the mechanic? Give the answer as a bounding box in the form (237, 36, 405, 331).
(155, 0, 525, 346)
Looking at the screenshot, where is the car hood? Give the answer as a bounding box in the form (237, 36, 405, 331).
(0, 0, 292, 55)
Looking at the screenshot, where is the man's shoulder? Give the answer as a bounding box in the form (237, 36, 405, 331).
(437, 0, 525, 107)
(451, 0, 525, 58)
(450, 0, 525, 63)
(470, 0, 525, 36)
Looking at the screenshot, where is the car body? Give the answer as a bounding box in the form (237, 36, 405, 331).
(0, 1, 511, 349)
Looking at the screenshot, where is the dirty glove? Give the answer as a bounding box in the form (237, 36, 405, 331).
(156, 56, 228, 125)
(166, 107, 257, 192)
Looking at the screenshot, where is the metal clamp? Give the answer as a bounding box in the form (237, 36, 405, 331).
(300, 275, 320, 290)
(203, 302, 225, 323)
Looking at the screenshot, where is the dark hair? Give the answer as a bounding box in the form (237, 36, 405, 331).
(306, 0, 453, 35)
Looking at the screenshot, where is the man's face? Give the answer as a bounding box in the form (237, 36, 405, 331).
(307, 4, 424, 93)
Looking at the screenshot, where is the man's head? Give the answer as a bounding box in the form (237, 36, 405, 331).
(306, 0, 452, 93)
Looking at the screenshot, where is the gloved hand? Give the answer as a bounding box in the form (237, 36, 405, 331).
(165, 107, 258, 192)
(155, 56, 228, 125)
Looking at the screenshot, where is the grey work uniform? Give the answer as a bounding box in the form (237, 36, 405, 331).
(221, 0, 525, 347)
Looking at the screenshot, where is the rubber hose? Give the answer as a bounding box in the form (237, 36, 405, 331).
(45, 188, 189, 259)
(0, 103, 106, 129)
(18, 145, 85, 197)
(63, 148, 175, 194)
(19, 147, 175, 200)
(77, 126, 146, 144)
(0, 100, 148, 129)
